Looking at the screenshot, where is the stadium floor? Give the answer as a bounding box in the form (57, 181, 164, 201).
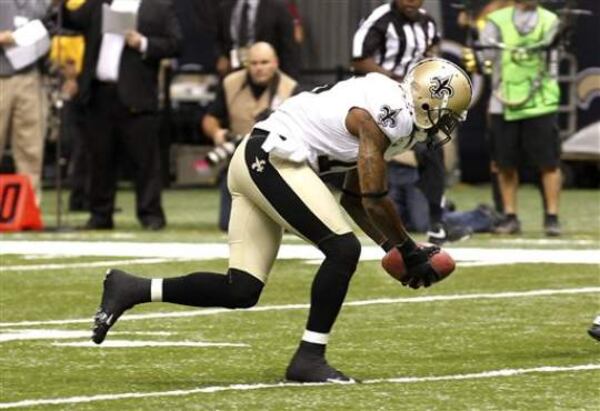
(1, 186, 598, 410)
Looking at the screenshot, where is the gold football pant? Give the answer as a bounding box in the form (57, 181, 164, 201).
(227, 130, 353, 282)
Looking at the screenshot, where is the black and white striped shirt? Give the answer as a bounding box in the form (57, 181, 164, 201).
(352, 2, 440, 78)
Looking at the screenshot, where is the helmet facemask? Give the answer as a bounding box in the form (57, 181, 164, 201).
(422, 102, 467, 149)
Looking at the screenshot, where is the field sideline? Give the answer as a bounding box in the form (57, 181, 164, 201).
(1, 186, 599, 410)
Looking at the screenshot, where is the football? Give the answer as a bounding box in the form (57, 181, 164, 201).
(381, 243, 456, 284)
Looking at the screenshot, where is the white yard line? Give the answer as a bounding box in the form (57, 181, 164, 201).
(1, 241, 599, 264)
(1, 258, 180, 272)
(0, 364, 597, 409)
(1, 287, 598, 328)
(52, 340, 249, 348)
(0, 329, 172, 342)
(496, 238, 597, 246)
(305, 259, 514, 267)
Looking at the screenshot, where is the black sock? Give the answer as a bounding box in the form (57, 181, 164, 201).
(545, 214, 558, 223)
(305, 234, 360, 334)
(506, 213, 517, 221)
(306, 257, 354, 333)
(163, 269, 263, 308)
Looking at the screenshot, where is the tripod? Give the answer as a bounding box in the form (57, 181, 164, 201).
(45, 0, 76, 232)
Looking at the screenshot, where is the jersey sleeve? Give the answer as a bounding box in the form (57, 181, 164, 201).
(361, 74, 414, 144)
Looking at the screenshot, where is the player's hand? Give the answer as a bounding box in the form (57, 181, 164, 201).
(399, 244, 441, 289)
(125, 30, 143, 50)
(0, 31, 15, 46)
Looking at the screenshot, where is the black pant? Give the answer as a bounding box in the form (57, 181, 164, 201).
(489, 113, 560, 169)
(414, 142, 445, 224)
(85, 82, 165, 225)
(64, 101, 90, 210)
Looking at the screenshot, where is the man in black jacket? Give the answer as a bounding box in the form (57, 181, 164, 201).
(60, 0, 182, 230)
(216, 0, 299, 79)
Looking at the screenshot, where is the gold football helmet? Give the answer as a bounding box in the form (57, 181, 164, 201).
(405, 57, 473, 148)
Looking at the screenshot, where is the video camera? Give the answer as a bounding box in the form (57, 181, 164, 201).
(205, 132, 245, 166)
(205, 108, 274, 167)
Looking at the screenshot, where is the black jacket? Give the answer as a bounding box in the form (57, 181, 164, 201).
(218, 0, 299, 79)
(63, 0, 182, 111)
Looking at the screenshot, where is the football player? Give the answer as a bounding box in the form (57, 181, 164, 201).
(92, 58, 472, 383)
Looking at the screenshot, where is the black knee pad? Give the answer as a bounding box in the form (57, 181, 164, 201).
(224, 269, 264, 308)
(319, 233, 362, 274)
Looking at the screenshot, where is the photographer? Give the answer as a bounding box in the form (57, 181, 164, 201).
(202, 41, 298, 231)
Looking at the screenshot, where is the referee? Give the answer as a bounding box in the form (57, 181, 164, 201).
(352, 0, 471, 244)
(352, 0, 439, 80)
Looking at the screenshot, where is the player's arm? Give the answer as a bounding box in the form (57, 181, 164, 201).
(345, 108, 412, 245)
(346, 108, 440, 288)
(339, 169, 392, 251)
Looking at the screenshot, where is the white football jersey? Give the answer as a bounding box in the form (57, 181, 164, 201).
(254, 73, 421, 174)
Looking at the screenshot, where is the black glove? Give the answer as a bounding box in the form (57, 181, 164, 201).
(397, 241, 441, 289)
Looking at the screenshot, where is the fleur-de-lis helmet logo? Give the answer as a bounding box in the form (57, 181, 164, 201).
(429, 74, 454, 100)
(378, 105, 401, 128)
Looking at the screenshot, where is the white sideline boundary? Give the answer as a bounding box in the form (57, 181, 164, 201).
(0, 364, 598, 409)
(52, 340, 249, 348)
(0, 287, 598, 328)
(0, 329, 170, 342)
(2, 241, 600, 265)
(1, 258, 179, 272)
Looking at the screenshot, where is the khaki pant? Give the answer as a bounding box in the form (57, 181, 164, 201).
(227, 136, 352, 282)
(0, 70, 45, 202)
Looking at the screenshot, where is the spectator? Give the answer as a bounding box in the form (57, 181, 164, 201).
(59, 0, 182, 230)
(216, 0, 299, 79)
(351, 0, 472, 245)
(202, 42, 298, 231)
(389, 152, 502, 235)
(0, 0, 51, 205)
(481, 0, 562, 236)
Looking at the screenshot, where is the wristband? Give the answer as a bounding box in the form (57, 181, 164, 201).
(341, 188, 361, 198)
(379, 239, 393, 252)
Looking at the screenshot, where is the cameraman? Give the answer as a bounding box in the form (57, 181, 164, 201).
(202, 41, 298, 231)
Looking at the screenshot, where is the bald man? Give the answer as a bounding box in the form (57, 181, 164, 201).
(202, 42, 299, 231)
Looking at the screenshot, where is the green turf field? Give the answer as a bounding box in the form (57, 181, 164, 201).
(1, 185, 599, 410)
